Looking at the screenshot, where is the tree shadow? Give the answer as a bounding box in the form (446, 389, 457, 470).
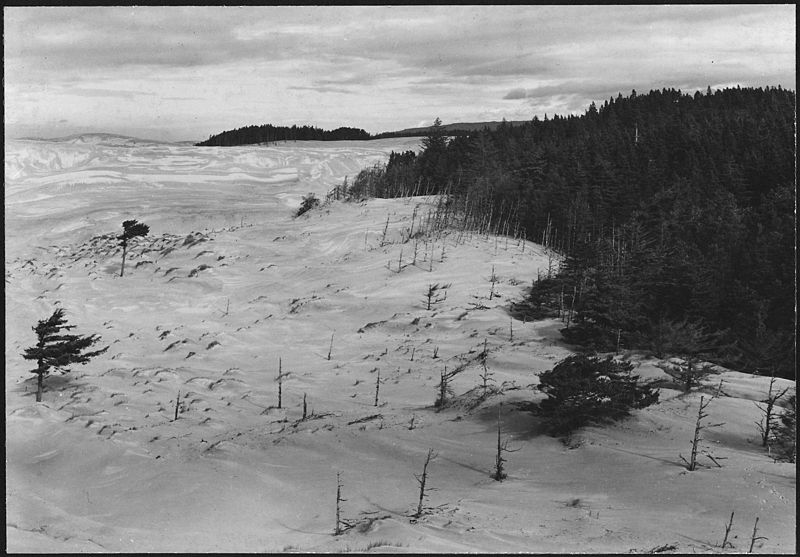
(470, 399, 550, 441)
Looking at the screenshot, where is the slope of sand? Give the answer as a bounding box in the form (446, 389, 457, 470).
(5, 137, 795, 553)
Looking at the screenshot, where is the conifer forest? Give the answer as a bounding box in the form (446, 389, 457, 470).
(343, 87, 796, 379)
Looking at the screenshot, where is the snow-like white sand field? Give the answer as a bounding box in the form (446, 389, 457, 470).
(5, 135, 795, 553)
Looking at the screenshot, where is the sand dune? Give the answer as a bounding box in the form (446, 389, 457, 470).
(5, 137, 795, 553)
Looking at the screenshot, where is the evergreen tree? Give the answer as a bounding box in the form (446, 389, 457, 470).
(418, 117, 450, 190)
(537, 354, 659, 436)
(22, 308, 108, 402)
(118, 219, 149, 277)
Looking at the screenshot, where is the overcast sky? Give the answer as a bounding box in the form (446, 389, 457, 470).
(4, 5, 796, 142)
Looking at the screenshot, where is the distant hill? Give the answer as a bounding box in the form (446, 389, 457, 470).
(375, 120, 531, 138)
(18, 133, 171, 146)
(196, 124, 372, 147)
(196, 120, 535, 146)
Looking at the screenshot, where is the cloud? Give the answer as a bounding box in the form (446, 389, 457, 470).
(288, 85, 355, 95)
(3, 5, 795, 141)
(502, 89, 528, 100)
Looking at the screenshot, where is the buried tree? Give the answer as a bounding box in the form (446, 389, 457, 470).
(118, 219, 150, 277)
(22, 308, 108, 402)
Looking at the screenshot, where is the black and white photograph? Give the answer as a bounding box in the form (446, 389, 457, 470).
(4, 5, 796, 553)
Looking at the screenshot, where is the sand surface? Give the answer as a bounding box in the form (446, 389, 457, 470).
(5, 135, 795, 553)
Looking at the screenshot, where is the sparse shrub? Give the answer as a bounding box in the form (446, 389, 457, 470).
(296, 192, 320, 217)
(536, 354, 659, 436)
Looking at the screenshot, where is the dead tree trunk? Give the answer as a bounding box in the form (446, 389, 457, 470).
(36, 365, 44, 402)
(120, 240, 128, 277)
(276, 358, 286, 409)
(748, 516, 767, 553)
(681, 395, 724, 471)
(374, 369, 381, 407)
(414, 448, 437, 518)
(493, 404, 519, 481)
(756, 374, 789, 447)
(721, 511, 735, 549)
(174, 390, 181, 421)
(334, 472, 346, 535)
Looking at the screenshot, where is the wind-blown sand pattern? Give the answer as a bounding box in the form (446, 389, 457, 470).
(5, 135, 795, 553)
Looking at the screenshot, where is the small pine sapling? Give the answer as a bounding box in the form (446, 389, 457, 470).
(493, 405, 519, 481)
(118, 219, 149, 277)
(652, 319, 722, 391)
(327, 330, 335, 361)
(295, 192, 320, 217)
(658, 357, 716, 393)
(374, 368, 381, 407)
(380, 214, 390, 246)
(414, 448, 437, 518)
(302, 393, 308, 420)
(478, 339, 495, 395)
(488, 266, 498, 300)
(434, 365, 465, 411)
(423, 283, 450, 310)
(22, 308, 108, 402)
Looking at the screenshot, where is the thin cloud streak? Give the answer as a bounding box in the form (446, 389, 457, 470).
(4, 5, 795, 141)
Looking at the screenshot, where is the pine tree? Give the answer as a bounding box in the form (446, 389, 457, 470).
(118, 219, 150, 277)
(22, 308, 108, 402)
(537, 354, 659, 436)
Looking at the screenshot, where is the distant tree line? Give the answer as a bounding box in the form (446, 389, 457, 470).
(341, 87, 796, 378)
(196, 124, 373, 146)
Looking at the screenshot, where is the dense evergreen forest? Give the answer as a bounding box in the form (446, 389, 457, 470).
(341, 87, 796, 379)
(196, 124, 372, 146)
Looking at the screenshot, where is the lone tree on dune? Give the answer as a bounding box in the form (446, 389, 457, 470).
(22, 308, 108, 402)
(118, 219, 150, 277)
